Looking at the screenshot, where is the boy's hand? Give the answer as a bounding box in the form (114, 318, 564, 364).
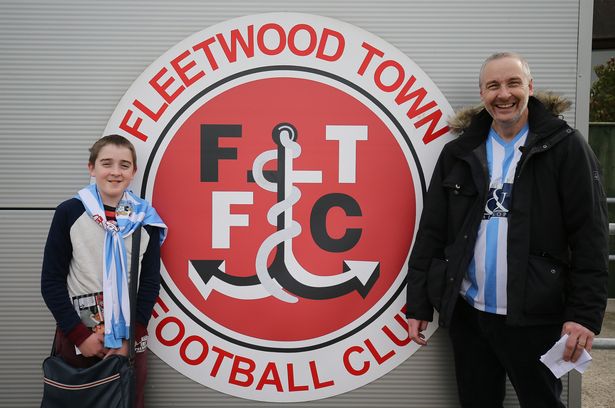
(77, 331, 107, 358)
(104, 339, 129, 358)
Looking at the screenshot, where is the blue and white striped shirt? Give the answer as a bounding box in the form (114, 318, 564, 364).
(460, 124, 529, 314)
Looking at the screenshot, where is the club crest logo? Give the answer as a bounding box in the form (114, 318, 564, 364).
(104, 13, 453, 402)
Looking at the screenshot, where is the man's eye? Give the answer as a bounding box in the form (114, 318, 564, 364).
(487, 84, 499, 90)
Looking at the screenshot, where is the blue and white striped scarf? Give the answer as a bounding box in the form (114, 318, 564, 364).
(77, 184, 167, 349)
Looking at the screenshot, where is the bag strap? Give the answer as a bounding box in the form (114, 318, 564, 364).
(128, 226, 141, 363)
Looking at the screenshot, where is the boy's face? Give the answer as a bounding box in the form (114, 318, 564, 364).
(88, 144, 136, 206)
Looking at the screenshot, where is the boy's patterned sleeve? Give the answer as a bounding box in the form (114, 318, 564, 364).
(41, 199, 91, 346)
(136, 225, 162, 326)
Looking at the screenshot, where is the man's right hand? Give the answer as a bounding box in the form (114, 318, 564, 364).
(77, 331, 107, 358)
(408, 318, 429, 346)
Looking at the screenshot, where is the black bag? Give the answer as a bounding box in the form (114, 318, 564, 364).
(41, 354, 133, 408)
(41, 227, 141, 408)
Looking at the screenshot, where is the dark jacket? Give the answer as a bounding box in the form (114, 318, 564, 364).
(406, 94, 609, 334)
(41, 198, 162, 347)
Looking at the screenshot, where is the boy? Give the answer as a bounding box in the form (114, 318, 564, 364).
(41, 134, 167, 408)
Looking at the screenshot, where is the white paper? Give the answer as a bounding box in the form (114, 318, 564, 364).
(539, 334, 592, 379)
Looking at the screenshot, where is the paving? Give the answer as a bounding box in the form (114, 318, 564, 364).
(581, 301, 615, 408)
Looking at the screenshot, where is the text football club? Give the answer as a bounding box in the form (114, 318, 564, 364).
(104, 13, 454, 402)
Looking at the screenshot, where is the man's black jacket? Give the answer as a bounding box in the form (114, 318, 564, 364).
(406, 94, 609, 334)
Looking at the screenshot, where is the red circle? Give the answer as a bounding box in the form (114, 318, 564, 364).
(153, 77, 415, 342)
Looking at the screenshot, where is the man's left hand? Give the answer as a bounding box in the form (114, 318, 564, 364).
(561, 321, 595, 363)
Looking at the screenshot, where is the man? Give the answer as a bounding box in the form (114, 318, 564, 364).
(406, 52, 609, 407)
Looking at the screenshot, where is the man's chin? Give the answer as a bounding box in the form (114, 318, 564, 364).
(493, 114, 522, 128)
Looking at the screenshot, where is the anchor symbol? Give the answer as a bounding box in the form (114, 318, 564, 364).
(189, 123, 380, 302)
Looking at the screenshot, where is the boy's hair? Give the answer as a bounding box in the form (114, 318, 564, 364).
(88, 134, 137, 167)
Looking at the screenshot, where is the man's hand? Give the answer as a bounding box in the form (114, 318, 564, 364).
(77, 331, 107, 358)
(561, 321, 595, 363)
(408, 318, 429, 346)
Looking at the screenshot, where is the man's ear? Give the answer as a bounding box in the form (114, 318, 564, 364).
(528, 79, 534, 96)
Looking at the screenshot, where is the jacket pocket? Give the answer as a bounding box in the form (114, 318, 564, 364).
(442, 172, 478, 231)
(442, 180, 478, 197)
(427, 258, 448, 312)
(442, 164, 478, 198)
(523, 254, 566, 315)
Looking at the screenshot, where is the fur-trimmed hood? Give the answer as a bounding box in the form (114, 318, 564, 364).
(448, 91, 571, 134)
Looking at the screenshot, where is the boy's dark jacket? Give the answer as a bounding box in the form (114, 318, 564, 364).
(406, 93, 609, 334)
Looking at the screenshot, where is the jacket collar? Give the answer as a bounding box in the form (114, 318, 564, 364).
(446, 92, 572, 155)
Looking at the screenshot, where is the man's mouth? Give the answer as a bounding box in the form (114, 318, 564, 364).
(495, 102, 515, 109)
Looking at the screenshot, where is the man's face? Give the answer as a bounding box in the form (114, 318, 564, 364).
(480, 57, 533, 133)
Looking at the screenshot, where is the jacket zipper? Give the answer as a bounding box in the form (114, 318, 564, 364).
(443, 148, 489, 324)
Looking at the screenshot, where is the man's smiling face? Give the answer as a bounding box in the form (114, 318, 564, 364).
(480, 56, 534, 137)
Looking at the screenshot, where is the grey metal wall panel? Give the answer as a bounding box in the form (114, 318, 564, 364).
(0, 211, 569, 408)
(145, 330, 568, 407)
(0, 0, 581, 406)
(0, 211, 56, 407)
(144, 334, 459, 407)
(1, 0, 581, 208)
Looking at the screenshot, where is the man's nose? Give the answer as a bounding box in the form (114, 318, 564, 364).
(497, 85, 512, 98)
